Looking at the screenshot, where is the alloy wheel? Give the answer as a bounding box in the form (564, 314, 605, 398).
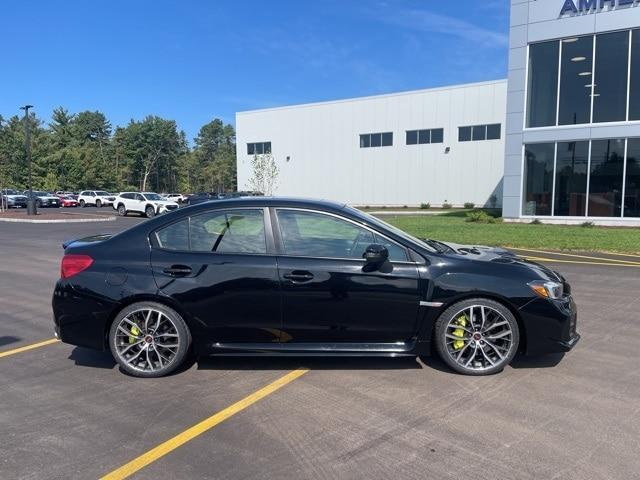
(113, 308, 180, 374)
(443, 304, 515, 373)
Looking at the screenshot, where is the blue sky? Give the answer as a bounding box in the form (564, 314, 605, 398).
(1, 0, 510, 141)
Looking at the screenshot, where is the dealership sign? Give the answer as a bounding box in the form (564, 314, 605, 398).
(560, 0, 639, 16)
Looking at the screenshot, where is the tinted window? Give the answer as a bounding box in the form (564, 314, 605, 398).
(459, 127, 472, 142)
(472, 125, 486, 141)
(431, 128, 444, 143)
(371, 133, 382, 147)
(406, 130, 418, 145)
(264, 142, 272, 154)
(382, 132, 393, 147)
(255, 143, 264, 155)
(373, 234, 407, 262)
(554, 141, 589, 216)
(630, 30, 640, 121)
(360, 134, 370, 148)
(190, 209, 266, 254)
(589, 139, 625, 217)
(625, 138, 640, 217)
(486, 124, 501, 140)
(527, 41, 559, 127)
(156, 219, 190, 251)
(559, 36, 593, 125)
(247, 143, 255, 155)
(418, 130, 430, 144)
(522, 143, 555, 216)
(593, 31, 629, 123)
(277, 210, 375, 259)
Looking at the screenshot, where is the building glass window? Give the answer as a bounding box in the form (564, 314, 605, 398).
(418, 130, 430, 144)
(431, 128, 444, 143)
(472, 125, 486, 141)
(247, 142, 271, 155)
(588, 139, 625, 217)
(523, 143, 555, 216)
(629, 30, 640, 121)
(360, 132, 393, 148)
(527, 41, 559, 128)
(406, 130, 418, 145)
(554, 141, 589, 216)
(458, 126, 471, 142)
(558, 36, 593, 126)
(593, 32, 629, 123)
(624, 138, 640, 217)
(486, 124, 501, 140)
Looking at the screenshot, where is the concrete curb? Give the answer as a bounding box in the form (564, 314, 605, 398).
(0, 215, 117, 224)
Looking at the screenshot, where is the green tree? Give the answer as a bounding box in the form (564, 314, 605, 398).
(193, 119, 236, 193)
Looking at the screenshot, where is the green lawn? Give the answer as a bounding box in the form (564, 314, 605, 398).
(377, 212, 640, 254)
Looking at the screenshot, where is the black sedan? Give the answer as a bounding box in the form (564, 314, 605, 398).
(52, 198, 579, 377)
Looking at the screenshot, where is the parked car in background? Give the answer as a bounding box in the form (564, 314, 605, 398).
(58, 195, 79, 208)
(23, 190, 60, 208)
(1, 189, 28, 208)
(78, 191, 116, 208)
(53, 197, 579, 378)
(185, 192, 215, 205)
(164, 193, 186, 203)
(113, 192, 179, 218)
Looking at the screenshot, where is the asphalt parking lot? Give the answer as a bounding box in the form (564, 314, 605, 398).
(1, 218, 640, 480)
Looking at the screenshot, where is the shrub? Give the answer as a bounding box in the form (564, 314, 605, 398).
(465, 210, 498, 223)
(402, 205, 408, 209)
(442, 201, 452, 209)
(530, 219, 542, 225)
(581, 221, 595, 228)
(420, 202, 431, 210)
(464, 202, 475, 209)
(380, 205, 387, 209)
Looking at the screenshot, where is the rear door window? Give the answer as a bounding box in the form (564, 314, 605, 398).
(190, 209, 266, 254)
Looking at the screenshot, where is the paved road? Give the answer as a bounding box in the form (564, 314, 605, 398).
(1, 219, 639, 479)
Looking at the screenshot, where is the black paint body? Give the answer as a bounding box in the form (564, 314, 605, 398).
(52, 198, 579, 358)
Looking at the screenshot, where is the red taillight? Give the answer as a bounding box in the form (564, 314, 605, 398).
(61, 254, 94, 279)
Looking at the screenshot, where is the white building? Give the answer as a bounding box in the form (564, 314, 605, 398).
(237, 80, 507, 207)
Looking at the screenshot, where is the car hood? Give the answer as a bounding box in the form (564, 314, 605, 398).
(152, 200, 179, 206)
(436, 240, 563, 282)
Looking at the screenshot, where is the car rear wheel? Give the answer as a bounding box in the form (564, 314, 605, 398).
(434, 298, 519, 376)
(145, 205, 156, 218)
(80, 200, 85, 207)
(117, 204, 127, 216)
(109, 302, 192, 378)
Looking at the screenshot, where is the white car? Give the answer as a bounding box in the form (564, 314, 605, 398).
(163, 193, 186, 203)
(78, 190, 116, 208)
(113, 192, 180, 218)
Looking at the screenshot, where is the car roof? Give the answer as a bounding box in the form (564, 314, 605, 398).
(187, 196, 346, 211)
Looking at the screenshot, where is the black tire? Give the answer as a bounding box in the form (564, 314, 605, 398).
(117, 204, 127, 216)
(80, 199, 86, 208)
(96, 199, 102, 208)
(434, 298, 519, 376)
(109, 302, 192, 378)
(145, 205, 156, 218)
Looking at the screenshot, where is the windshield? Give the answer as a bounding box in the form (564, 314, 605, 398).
(96, 191, 110, 196)
(3, 189, 17, 195)
(343, 206, 438, 253)
(143, 193, 163, 201)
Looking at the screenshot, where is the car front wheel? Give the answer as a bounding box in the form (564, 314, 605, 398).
(117, 204, 127, 216)
(434, 298, 519, 376)
(145, 205, 156, 218)
(109, 302, 192, 378)
(96, 200, 102, 208)
(79, 200, 85, 207)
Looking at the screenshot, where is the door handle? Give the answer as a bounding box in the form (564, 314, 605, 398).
(283, 270, 314, 282)
(163, 265, 192, 277)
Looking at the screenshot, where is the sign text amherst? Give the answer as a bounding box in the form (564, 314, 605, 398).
(560, 0, 639, 16)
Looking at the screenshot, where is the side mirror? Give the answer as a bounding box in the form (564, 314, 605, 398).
(363, 244, 389, 264)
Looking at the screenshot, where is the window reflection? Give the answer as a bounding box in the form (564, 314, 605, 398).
(559, 37, 593, 125)
(589, 139, 625, 217)
(527, 41, 559, 127)
(523, 143, 555, 216)
(593, 32, 629, 123)
(630, 30, 640, 121)
(625, 139, 640, 217)
(554, 141, 588, 216)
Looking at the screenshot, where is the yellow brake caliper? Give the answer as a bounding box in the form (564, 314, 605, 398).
(451, 315, 468, 350)
(130, 324, 140, 344)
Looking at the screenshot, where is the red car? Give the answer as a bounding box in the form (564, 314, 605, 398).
(58, 195, 79, 207)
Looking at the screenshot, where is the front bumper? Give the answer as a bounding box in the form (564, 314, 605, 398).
(519, 295, 580, 355)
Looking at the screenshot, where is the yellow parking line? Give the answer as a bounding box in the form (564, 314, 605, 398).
(100, 367, 309, 480)
(524, 255, 640, 268)
(0, 338, 59, 358)
(596, 251, 640, 259)
(512, 248, 640, 265)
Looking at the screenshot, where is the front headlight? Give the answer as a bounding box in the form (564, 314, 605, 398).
(528, 280, 564, 299)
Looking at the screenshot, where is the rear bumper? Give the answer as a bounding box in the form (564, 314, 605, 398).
(519, 295, 580, 355)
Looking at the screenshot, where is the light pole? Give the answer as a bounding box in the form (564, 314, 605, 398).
(20, 105, 37, 215)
